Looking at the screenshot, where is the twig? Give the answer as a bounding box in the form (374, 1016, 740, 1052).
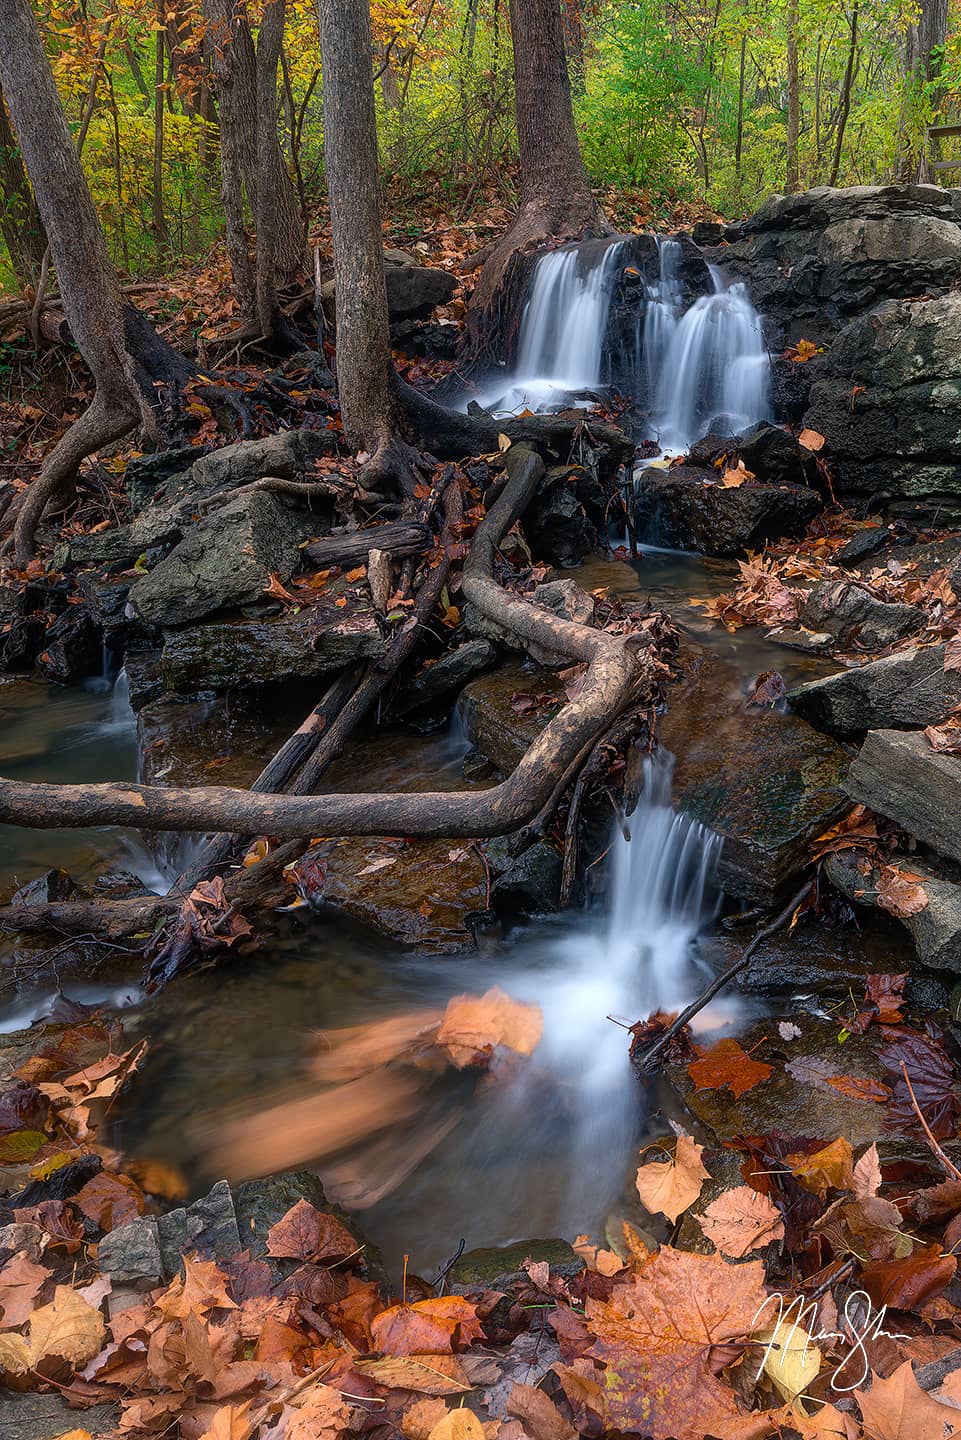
(899, 1060, 961, 1180)
(635, 880, 814, 1071)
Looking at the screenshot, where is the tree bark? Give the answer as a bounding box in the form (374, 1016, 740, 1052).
(0, 0, 148, 564)
(899, 0, 948, 178)
(316, 0, 422, 492)
(785, 0, 800, 193)
(0, 79, 45, 287)
(0, 445, 653, 843)
(468, 0, 608, 333)
(829, 0, 859, 187)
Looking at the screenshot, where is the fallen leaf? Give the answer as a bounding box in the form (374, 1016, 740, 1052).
(28, 1285, 105, 1366)
(756, 1316, 822, 1403)
(635, 1134, 710, 1223)
(876, 865, 929, 919)
(787, 1138, 854, 1198)
(861, 1242, 956, 1312)
(0, 1251, 51, 1328)
(798, 428, 826, 452)
(696, 1185, 785, 1257)
(371, 1296, 483, 1356)
(156, 1255, 236, 1319)
(855, 1359, 961, 1439)
(880, 1030, 960, 1140)
(266, 1198, 357, 1264)
(74, 1172, 143, 1231)
(199, 1403, 254, 1440)
(437, 988, 543, 1069)
(427, 1408, 487, 1440)
(354, 1353, 472, 1393)
(506, 1381, 577, 1440)
(687, 1038, 773, 1098)
(287, 1383, 351, 1440)
(853, 1144, 882, 1200)
(748, 671, 786, 707)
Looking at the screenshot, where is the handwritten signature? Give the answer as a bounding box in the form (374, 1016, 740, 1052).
(753, 1290, 910, 1392)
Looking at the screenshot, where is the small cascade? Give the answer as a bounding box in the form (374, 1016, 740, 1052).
(640, 237, 685, 406)
(649, 262, 771, 453)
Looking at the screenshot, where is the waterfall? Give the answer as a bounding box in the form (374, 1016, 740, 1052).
(647, 252, 771, 453)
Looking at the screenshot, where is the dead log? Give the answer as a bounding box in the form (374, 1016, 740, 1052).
(0, 443, 655, 842)
(302, 521, 430, 571)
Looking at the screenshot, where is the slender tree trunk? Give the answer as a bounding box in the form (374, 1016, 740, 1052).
(152, 4, 171, 257)
(316, 0, 422, 492)
(0, 0, 147, 563)
(469, 0, 608, 327)
(735, 32, 747, 179)
(0, 79, 45, 287)
(829, 0, 859, 186)
(785, 0, 800, 192)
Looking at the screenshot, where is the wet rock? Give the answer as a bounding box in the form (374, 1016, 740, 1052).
(738, 421, 820, 488)
(835, 526, 894, 567)
(10, 868, 75, 906)
(488, 838, 563, 915)
(160, 599, 385, 693)
(805, 293, 961, 521)
(0, 1393, 118, 1440)
(528, 469, 595, 567)
(458, 663, 564, 775)
(635, 463, 821, 557)
(300, 836, 488, 952)
(666, 1012, 960, 1167)
(156, 1178, 242, 1278)
(1, 615, 46, 671)
(825, 849, 961, 973)
(124, 651, 165, 710)
(449, 1237, 583, 1294)
(659, 648, 849, 903)
(788, 643, 961, 736)
(766, 628, 835, 656)
(129, 492, 316, 628)
(388, 639, 498, 719)
(845, 728, 961, 864)
(233, 1170, 327, 1260)
(699, 923, 905, 997)
(798, 580, 924, 651)
(97, 1215, 163, 1289)
(35, 608, 101, 683)
(384, 263, 457, 323)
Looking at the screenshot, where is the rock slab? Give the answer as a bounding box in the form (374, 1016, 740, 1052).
(635, 464, 821, 556)
(788, 643, 961, 735)
(845, 728, 961, 864)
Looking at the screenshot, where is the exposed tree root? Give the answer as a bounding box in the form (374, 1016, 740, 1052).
(0, 444, 656, 848)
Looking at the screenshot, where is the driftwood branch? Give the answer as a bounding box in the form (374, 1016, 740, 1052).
(0, 443, 653, 843)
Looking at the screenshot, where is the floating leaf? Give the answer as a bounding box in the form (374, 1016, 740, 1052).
(687, 1038, 773, 1098)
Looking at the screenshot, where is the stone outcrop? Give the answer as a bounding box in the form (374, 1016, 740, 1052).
(634, 463, 821, 556)
(129, 491, 316, 628)
(845, 728, 961, 864)
(788, 644, 961, 736)
(798, 579, 924, 652)
(826, 849, 961, 973)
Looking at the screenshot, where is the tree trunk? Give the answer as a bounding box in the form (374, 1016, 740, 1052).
(316, 0, 422, 492)
(468, 0, 608, 332)
(152, 4, 171, 257)
(0, 79, 45, 287)
(899, 0, 948, 178)
(785, 0, 800, 193)
(829, 0, 859, 186)
(0, 0, 147, 563)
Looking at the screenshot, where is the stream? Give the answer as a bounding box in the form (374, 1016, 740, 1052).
(0, 547, 832, 1273)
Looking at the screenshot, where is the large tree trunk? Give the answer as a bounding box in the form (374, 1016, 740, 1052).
(785, 0, 800, 193)
(899, 0, 948, 178)
(468, 0, 608, 331)
(0, 0, 147, 563)
(0, 78, 45, 287)
(316, 0, 422, 493)
(202, 0, 303, 341)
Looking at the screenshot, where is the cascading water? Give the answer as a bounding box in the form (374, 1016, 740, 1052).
(474, 239, 626, 413)
(648, 256, 771, 454)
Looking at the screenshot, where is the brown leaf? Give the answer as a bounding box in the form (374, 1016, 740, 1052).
(584, 1247, 768, 1440)
(287, 1383, 351, 1440)
(155, 1255, 236, 1320)
(855, 1359, 961, 1439)
(506, 1381, 577, 1440)
(797, 427, 826, 452)
(74, 1172, 143, 1232)
(687, 1038, 773, 1098)
(371, 1296, 483, 1356)
(748, 671, 786, 707)
(853, 1144, 882, 1200)
(945, 637, 961, 671)
(27, 1284, 105, 1366)
(876, 865, 929, 919)
(635, 1134, 710, 1223)
(861, 1242, 957, 1312)
(427, 1410, 487, 1440)
(199, 1403, 254, 1440)
(696, 1185, 785, 1257)
(0, 1251, 51, 1328)
(436, 988, 543, 1069)
(265, 1198, 357, 1264)
(353, 1353, 472, 1394)
(403, 1398, 450, 1440)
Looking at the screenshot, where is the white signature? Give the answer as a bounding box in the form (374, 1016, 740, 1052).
(752, 1290, 910, 1392)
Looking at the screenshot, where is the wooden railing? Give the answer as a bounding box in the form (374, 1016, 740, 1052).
(927, 122, 961, 175)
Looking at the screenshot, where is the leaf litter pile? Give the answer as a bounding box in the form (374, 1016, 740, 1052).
(7, 970, 961, 1440)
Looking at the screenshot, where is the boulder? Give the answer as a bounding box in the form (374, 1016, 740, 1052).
(826, 849, 961, 973)
(845, 728, 961, 864)
(448, 1238, 583, 1294)
(129, 491, 315, 628)
(1, 616, 45, 672)
(788, 643, 961, 736)
(634, 464, 821, 556)
(56, 500, 190, 573)
(384, 262, 457, 323)
(97, 1215, 164, 1289)
(458, 663, 564, 775)
(35, 608, 101, 683)
(528, 469, 595, 567)
(659, 648, 849, 903)
(232, 1170, 329, 1261)
(805, 293, 961, 520)
(798, 579, 924, 651)
(738, 421, 820, 488)
(487, 838, 563, 915)
(388, 639, 498, 719)
(296, 836, 489, 951)
(129, 428, 336, 516)
(160, 599, 385, 693)
(835, 526, 895, 567)
(156, 1178, 242, 1279)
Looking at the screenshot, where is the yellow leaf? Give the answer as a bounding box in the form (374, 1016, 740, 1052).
(756, 1319, 822, 1406)
(28, 1286, 105, 1367)
(635, 1134, 709, 1223)
(798, 427, 825, 452)
(0, 1331, 30, 1376)
(497, 432, 512, 451)
(428, 1410, 486, 1440)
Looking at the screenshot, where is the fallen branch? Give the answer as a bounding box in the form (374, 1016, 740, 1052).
(634, 880, 814, 1072)
(0, 442, 654, 843)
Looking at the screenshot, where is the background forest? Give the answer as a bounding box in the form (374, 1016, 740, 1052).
(0, 0, 958, 294)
